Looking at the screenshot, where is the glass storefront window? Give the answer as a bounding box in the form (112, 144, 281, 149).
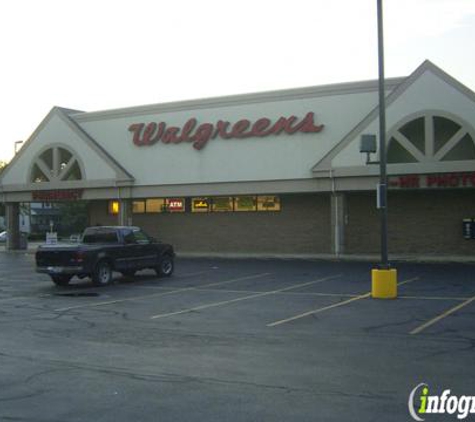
(109, 196, 280, 215)
(132, 200, 146, 214)
(192, 197, 211, 213)
(235, 196, 257, 212)
(212, 197, 233, 212)
(146, 198, 166, 213)
(257, 196, 281, 211)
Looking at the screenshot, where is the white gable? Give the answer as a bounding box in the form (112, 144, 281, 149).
(313, 61, 475, 177)
(0, 108, 133, 192)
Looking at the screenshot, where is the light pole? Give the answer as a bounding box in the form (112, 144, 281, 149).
(377, 0, 389, 269)
(372, 0, 397, 298)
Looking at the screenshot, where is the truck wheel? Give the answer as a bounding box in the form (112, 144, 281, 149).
(156, 255, 174, 277)
(92, 261, 113, 286)
(51, 275, 72, 286)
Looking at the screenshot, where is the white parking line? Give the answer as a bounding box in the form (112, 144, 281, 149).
(150, 274, 341, 320)
(54, 273, 271, 312)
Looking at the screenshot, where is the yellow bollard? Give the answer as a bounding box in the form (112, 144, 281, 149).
(371, 268, 397, 299)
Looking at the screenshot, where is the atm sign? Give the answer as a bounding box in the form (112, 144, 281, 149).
(167, 198, 185, 212)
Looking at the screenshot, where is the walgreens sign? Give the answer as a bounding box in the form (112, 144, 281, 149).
(128, 112, 324, 151)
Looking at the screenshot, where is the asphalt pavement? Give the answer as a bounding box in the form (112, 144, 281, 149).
(0, 253, 474, 421)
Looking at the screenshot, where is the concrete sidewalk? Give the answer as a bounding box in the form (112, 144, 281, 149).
(1, 241, 474, 264)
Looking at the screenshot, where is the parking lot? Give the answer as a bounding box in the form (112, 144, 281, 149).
(0, 252, 474, 421)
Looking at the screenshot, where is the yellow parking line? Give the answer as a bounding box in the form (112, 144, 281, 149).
(55, 273, 271, 312)
(267, 292, 371, 327)
(151, 292, 273, 319)
(179, 271, 210, 277)
(400, 295, 468, 301)
(410, 295, 475, 335)
(196, 288, 359, 298)
(150, 274, 341, 320)
(267, 276, 419, 327)
(397, 277, 420, 287)
(0, 296, 35, 303)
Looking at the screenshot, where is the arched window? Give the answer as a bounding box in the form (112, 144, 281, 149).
(387, 113, 475, 164)
(31, 146, 83, 183)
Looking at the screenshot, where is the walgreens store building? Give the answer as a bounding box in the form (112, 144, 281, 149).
(1, 61, 475, 258)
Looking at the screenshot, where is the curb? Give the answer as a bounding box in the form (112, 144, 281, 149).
(2, 246, 473, 264)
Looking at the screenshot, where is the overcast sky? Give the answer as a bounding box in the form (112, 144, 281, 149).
(1, 0, 474, 162)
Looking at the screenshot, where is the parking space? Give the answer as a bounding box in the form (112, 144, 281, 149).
(2, 255, 475, 339)
(1, 255, 475, 338)
(1, 253, 475, 421)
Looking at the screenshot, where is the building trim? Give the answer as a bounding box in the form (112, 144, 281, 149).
(1, 178, 123, 194)
(71, 78, 405, 122)
(129, 179, 333, 198)
(314, 160, 475, 179)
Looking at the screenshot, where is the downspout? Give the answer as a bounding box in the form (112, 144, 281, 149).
(116, 184, 133, 226)
(330, 169, 341, 258)
(116, 184, 122, 226)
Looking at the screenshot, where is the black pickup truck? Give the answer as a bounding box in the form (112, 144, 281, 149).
(36, 226, 175, 286)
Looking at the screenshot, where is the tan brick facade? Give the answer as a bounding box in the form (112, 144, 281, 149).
(89, 194, 331, 255)
(346, 190, 475, 255)
(89, 189, 475, 256)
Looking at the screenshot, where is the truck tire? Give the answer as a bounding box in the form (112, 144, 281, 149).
(92, 260, 113, 286)
(156, 254, 174, 277)
(51, 275, 72, 286)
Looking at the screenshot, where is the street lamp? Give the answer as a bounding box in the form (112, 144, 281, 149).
(361, 0, 398, 299)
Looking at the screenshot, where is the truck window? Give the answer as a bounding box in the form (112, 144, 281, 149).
(133, 229, 150, 244)
(122, 229, 135, 245)
(82, 228, 119, 244)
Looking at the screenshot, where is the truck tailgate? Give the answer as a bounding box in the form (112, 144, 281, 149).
(36, 246, 80, 267)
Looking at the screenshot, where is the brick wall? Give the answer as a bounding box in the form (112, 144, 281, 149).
(346, 190, 475, 255)
(88, 202, 118, 227)
(345, 192, 380, 254)
(89, 194, 331, 255)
